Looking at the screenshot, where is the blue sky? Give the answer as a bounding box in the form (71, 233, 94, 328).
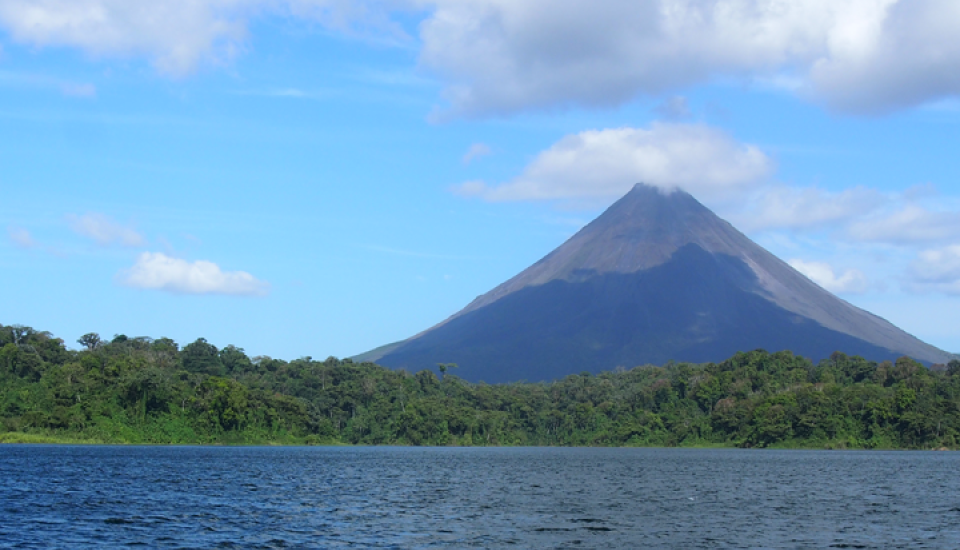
(2, 1, 960, 358)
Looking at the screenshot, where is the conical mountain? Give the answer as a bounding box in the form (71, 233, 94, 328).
(364, 184, 951, 382)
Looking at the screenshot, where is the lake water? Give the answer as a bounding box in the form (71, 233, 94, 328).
(1, 446, 959, 548)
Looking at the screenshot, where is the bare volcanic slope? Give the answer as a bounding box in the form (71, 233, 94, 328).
(363, 184, 951, 383)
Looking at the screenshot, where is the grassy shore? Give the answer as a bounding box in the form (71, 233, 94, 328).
(0, 432, 106, 445)
(0, 429, 344, 446)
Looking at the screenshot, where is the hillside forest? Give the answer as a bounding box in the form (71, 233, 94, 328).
(2, 323, 960, 449)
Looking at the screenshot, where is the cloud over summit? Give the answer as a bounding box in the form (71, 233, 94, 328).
(454, 123, 773, 206)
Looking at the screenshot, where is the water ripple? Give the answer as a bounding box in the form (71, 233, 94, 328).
(2, 446, 960, 548)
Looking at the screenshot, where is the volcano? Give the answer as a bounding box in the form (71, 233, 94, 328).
(362, 184, 950, 383)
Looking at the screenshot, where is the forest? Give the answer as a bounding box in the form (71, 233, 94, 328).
(2, 323, 960, 449)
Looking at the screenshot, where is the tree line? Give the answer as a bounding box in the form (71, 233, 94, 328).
(2, 323, 960, 448)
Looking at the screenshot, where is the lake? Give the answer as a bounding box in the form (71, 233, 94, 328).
(1, 446, 959, 548)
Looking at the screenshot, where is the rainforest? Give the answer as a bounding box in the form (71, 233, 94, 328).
(2, 323, 959, 449)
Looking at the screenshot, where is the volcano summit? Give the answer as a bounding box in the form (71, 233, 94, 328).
(363, 184, 950, 383)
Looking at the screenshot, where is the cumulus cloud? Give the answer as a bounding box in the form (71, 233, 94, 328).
(119, 252, 269, 296)
(788, 259, 868, 294)
(462, 142, 492, 164)
(453, 123, 773, 206)
(905, 245, 960, 295)
(4, 1, 959, 116)
(733, 185, 887, 232)
(418, 0, 960, 116)
(807, 0, 960, 113)
(67, 213, 146, 247)
(846, 204, 960, 244)
(8, 226, 37, 249)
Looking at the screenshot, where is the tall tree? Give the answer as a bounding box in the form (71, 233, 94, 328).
(181, 338, 224, 376)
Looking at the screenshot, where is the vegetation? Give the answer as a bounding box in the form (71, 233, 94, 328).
(2, 323, 960, 449)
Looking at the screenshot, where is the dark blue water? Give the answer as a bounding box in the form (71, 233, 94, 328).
(2, 446, 959, 548)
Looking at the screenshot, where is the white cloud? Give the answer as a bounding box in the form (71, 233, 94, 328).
(462, 142, 492, 164)
(733, 185, 887, 232)
(905, 245, 960, 295)
(729, 185, 960, 248)
(0, 0, 251, 76)
(788, 259, 868, 294)
(807, 0, 960, 114)
(0, 0, 406, 77)
(418, 0, 960, 116)
(8, 226, 37, 249)
(67, 213, 146, 247)
(5, 1, 960, 115)
(847, 204, 960, 245)
(453, 123, 773, 206)
(119, 252, 269, 295)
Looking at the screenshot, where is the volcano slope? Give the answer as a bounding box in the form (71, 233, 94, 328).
(363, 184, 951, 383)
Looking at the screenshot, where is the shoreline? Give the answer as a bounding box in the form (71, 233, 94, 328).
(1, 432, 951, 451)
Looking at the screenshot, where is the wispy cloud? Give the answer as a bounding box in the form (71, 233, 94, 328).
(0, 0, 412, 77)
(0, 70, 96, 98)
(788, 259, 868, 294)
(732, 186, 887, 232)
(350, 67, 434, 88)
(462, 142, 492, 164)
(60, 82, 96, 98)
(67, 213, 145, 247)
(8, 226, 37, 249)
(231, 87, 332, 100)
(905, 245, 960, 296)
(362, 244, 488, 261)
(653, 96, 691, 120)
(118, 252, 269, 296)
(846, 204, 960, 245)
(6, 225, 69, 257)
